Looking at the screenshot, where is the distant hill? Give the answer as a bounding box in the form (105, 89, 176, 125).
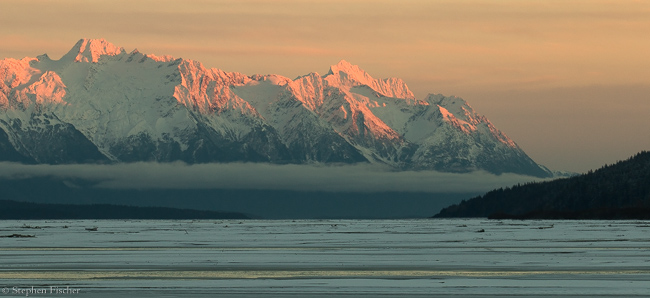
(0, 176, 472, 219)
(0, 200, 248, 219)
(434, 151, 650, 219)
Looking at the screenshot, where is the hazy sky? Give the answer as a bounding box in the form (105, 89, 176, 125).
(1, 0, 649, 173)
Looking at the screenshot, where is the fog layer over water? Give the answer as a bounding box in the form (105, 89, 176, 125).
(0, 162, 543, 193)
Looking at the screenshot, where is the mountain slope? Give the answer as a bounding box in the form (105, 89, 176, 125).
(0, 38, 552, 177)
(434, 151, 650, 219)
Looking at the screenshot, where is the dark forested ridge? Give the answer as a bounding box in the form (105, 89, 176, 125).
(0, 200, 249, 219)
(434, 151, 650, 219)
(0, 177, 471, 219)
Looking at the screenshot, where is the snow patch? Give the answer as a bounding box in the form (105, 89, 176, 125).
(325, 60, 416, 100)
(146, 53, 176, 63)
(68, 38, 126, 63)
(438, 105, 476, 134)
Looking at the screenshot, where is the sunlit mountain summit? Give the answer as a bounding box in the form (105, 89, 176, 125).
(0, 38, 552, 177)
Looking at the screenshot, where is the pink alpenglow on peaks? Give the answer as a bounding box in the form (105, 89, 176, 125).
(325, 60, 415, 101)
(68, 38, 125, 63)
(326, 60, 377, 87)
(0, 57, 40, 88)
(23, 71, 67, 106)
(437, 105, 477, 134)
(0, 39, 553, 177)
(145, 52, 176, 63)
(430, 95, 518, 148)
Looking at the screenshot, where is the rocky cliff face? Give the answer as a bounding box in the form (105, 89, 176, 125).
(0, 38, 552, 177)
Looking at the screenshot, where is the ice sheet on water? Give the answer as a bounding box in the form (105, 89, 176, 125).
(1, 219, 650, 297)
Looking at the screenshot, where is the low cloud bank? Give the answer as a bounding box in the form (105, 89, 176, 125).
(0, 162, 547, 193)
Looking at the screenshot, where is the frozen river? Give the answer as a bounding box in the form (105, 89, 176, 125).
(1, 219, 650, 297)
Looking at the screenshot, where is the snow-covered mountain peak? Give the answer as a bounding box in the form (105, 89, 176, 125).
(427, 94, 518, 148)
(250, 74, 292, 86)
(146, 53, 176, 63)
(0, 57, 40, 88)
(325, 60, 384, 92)
(326, 60, 371, 80)
(428, 94, 476, 121)
(437, 105, 477, 134)
(63, 38, 125, 63)
(429, 94, 466, 109)
(127, 48, 177, 63)
(0, 40, 552, 177)
(325, 60, 415, 101)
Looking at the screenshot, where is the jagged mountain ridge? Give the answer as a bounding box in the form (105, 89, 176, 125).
(0, 38, 552, 177)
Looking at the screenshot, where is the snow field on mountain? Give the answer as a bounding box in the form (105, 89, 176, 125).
(0, 38, 552, 177)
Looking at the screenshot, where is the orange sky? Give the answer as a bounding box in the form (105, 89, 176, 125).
(1, 0, 649, 173)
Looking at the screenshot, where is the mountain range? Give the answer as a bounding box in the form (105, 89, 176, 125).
(0, 38, 552, 177)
